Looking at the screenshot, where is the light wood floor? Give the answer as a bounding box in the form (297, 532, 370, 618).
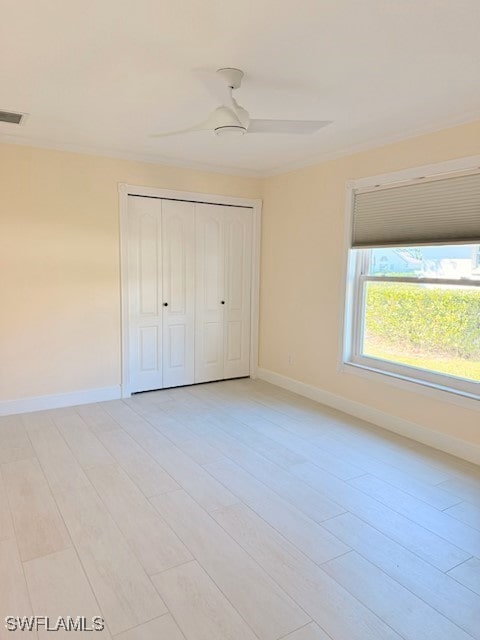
(1, 379, 479, 639)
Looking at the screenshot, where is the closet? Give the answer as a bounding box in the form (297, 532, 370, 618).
(127, 195, 253, 393)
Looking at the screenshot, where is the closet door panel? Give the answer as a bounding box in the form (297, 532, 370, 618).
(224, 208, 252, 378)
(127, 197, 163, 393)
(162, 200, 195, 388)
(195, 204, 225, 383)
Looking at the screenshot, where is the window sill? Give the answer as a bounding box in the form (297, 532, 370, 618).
(341, 360, 480, 410)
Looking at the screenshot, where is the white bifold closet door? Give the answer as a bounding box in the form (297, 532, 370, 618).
(128, 196, 195, 393)
(195, 204, 252, 383)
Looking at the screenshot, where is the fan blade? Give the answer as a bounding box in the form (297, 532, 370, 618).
(151, 106, 244, 138)
(150, 119, 212, 138)
(248, 119, 332, 134)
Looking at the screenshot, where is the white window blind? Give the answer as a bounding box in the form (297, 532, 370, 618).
(352, 171, 480, 248)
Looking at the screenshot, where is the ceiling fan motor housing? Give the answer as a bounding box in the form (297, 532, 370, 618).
(213, 105, 247, 136)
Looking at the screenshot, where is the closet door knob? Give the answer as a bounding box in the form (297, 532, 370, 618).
(220, 300, 225, 305)
(163, 302, 168, 307)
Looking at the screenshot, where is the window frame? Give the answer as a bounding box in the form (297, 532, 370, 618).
(347, 250, 480, 398)
(341, 156, 480, 403)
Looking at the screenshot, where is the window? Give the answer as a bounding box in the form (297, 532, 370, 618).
(344, 167, 480, 400)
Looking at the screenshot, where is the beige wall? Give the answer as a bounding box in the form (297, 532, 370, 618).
(0, 144, 260, 400)
(1, 123, 479, 449)
(259, 120, 480, 448)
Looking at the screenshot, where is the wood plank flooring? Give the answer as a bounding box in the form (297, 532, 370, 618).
(0, 378, 479, 639)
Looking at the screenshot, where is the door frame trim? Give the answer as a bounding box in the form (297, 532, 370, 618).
(118, 183, 262, 397)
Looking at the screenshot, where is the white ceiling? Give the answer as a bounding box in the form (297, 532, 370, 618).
(1, 0, 479, 175)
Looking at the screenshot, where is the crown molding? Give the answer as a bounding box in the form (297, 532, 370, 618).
(0, 133, 261, 178)
(260, 110, 480, 177)
(1, 108, 480, 180)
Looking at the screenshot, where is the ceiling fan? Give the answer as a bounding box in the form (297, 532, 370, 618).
(151, 68, 332, 138)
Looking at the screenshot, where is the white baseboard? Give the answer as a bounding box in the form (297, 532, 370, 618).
(0, 386, 122, 416)
(257, 368, 480, 466)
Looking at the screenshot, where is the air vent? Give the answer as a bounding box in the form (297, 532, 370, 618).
(0, 110, 26, 125)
